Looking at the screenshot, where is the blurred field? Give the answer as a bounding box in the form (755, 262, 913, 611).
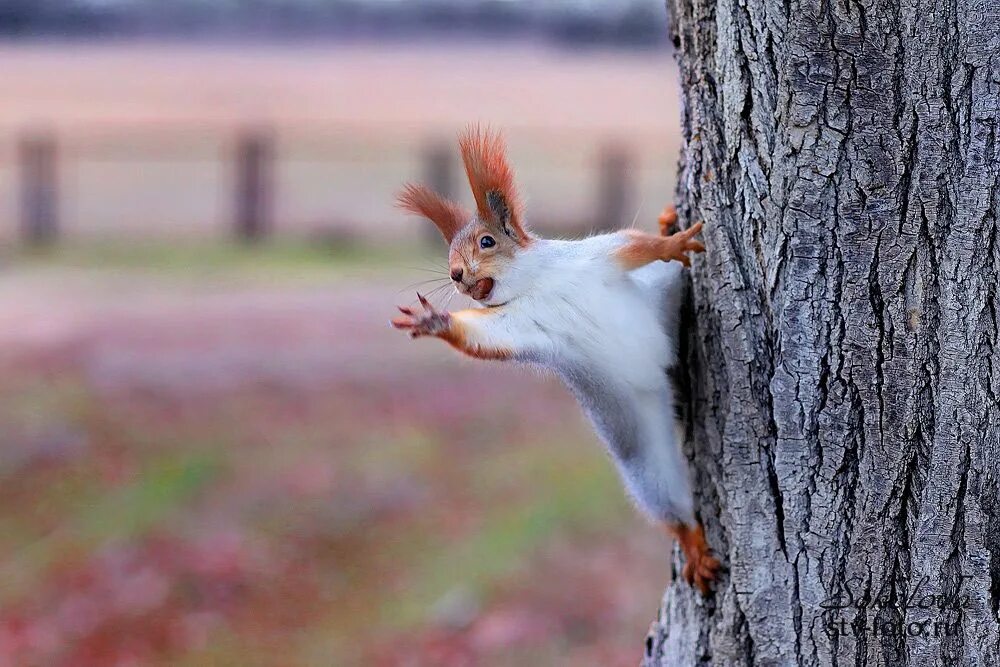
(0, 42, 681, 242)
(0, 247, 672, 666)
(0, 42, 679, 130)
(0, 38, 683, 666)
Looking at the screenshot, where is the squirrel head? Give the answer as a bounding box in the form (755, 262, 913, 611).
(397, 126, 533, 306)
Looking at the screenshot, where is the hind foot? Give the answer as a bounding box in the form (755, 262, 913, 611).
(665, 522, 721, 595)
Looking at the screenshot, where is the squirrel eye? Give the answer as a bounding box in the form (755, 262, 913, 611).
(479, 235, 496, 249)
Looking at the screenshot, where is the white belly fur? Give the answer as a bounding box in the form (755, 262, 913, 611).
(506, 239, 693, 524)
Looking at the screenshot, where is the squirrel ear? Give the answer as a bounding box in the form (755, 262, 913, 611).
(459, 125, 528, 244)
(396, 183, 469, 243)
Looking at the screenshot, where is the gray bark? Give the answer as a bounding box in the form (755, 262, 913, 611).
(645, 0, 1000, 665)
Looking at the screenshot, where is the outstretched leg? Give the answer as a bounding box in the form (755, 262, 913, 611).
(664, 522, 721, 594)
(391, 293, 551, 361)
(613, 220, 705, 270)
(391, 294, 514, 360)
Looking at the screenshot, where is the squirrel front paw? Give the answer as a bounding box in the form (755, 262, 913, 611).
(391, 293, 451, 338)
(662, 222, 706, 267)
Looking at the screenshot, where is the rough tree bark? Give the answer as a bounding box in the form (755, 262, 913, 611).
(644, 0, 1000, 664)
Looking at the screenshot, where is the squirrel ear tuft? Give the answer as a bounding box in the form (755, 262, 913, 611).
(396, 183, 468, 243)
(458, 125, 528, 244)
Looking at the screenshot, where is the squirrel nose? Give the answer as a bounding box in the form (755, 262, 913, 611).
(450, 268, 463, 283)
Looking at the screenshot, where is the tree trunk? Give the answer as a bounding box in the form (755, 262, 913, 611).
(645, 0, 1000, 664)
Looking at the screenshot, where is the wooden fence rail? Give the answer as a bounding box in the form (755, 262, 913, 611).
(15, 129, 636, 245)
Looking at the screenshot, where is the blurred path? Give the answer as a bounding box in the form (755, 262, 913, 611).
(0, 266, 508, 393)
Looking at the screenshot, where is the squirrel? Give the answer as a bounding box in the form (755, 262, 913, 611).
(390, 126, 720, 594)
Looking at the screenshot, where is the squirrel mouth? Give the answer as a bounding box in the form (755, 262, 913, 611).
(470, 277, 494, 301)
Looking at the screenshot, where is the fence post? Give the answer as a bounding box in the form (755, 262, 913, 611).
(19, 130, 59, 247)
(595, 143, 632, 232)
(234, 128, 274, 243)
(420, 139, 456, 244)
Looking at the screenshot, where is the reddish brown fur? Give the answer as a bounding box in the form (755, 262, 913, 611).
(658, 204, 678, 236)
(396, 183, 469, 243)
(665, 522, 721, 594)
(440, 313, 514, 360)
(458, 126, 528, 244)
(447, 224, 519, 298)
(613, 223, 705, 270)
(390, 304, 513, 361)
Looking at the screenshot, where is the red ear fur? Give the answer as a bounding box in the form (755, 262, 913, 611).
(396, 183, 469, 243)
(458, 126, 528, 243)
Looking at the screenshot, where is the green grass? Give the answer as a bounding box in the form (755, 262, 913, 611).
(0, 379, 92, 459)
(389, 437, 628, 627)
(0, 453, 220, 605)
(295, 423, 636, 664)
(0, 255, 660, 665)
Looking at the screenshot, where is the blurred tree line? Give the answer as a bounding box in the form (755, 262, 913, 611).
(0, 0, 668, 47)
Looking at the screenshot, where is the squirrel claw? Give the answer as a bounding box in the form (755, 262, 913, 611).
(685, 554, 721, 594)
(684, 221, 704, 238)
(391, 295, 450, 339)
(668, 522, 721, 596)
(682, 559, 720, 595)
(662, 220, 705, 265)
